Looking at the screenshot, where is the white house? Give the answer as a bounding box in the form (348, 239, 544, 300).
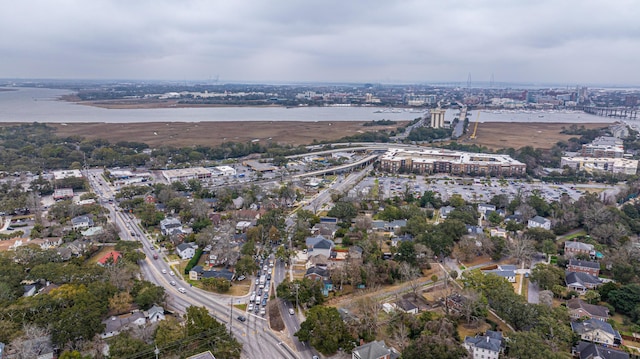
(160, 218, 183, 236)
(527, 215, 551, 230)
(464, 330, 503, 359)
(176, 242, 197, 260)
(71, 215, 94, 229)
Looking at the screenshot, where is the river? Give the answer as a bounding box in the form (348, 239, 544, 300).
(0, 86, 616, 124)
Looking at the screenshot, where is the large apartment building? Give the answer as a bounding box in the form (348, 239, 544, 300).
(560, 156, 638, 175)
(379, 148, 526, 176)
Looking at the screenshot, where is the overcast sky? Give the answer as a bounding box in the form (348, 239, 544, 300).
(2, 0, 639, 85)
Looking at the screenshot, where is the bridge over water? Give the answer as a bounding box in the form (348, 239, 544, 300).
(583, 106, 638, 119)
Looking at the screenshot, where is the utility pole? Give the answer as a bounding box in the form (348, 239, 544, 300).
(295, 283, 300, 311)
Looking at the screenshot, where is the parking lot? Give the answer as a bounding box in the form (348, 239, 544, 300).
(353, 173, 620, 204)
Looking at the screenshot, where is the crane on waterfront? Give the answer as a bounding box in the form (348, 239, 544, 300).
(470, 111, 480, 139)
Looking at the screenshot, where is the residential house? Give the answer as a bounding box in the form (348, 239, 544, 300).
(477, 204, 496, 219)
(482, 265, 517, 283)
(189, 266, 234, 281)
(505, 214, 523, 223)
(395, 299, 418, 314)
(572, 341, 629, 359)
(101, 311, 147, 339)
(385, 219, 407, 233)
(97, 251, 122, 266)
(391, 234, 413, 247)
(352, 340, 399, 359)
(571, 318, 622, 347)
(176, 242, 197, 260)
(489, 227, 508, 239)
(23, 284, 37, 297)
(305, 235, 335, 260)
(160, 218, 183, 236)
(464, 330, 503, 359)
(527, 215, 551, 230)
(566, 272, 602, 294)
(71, 215, 94, 229)
(235, 221, 252, 233)
(567, 298, 610, 321)
(304, 266, 333, 296)
(145, 305, 166, 323)
(564, 241, 596, 258)
(466, 225, 484, 237)
(440, 206, 454, 219)
(28, 237, 62, 250)
(311, 222, 338, 238)
(568, 259, 600, 276)
(232, 196, 244, 209)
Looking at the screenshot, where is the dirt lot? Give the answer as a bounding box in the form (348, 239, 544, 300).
(463, 122, 608, 150)
(44, 121, 403, 147)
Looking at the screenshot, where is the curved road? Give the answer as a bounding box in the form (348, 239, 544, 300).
(87, 169, 297, 359)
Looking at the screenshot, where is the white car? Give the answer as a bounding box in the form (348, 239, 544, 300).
(169, 271, 174, 276)
(248, 304, 254, 311)
(178, 287, 186, 293)
(161, 269, 167, 274)
(289, 308, 295, 315)
(170, 281, 176, 286)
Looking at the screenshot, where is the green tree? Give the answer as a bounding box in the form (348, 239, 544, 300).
(108, 331, 151, 358)
(530, 264, 565, 291)
(295, 306, 354, 355)
(327, 201, 358, 222)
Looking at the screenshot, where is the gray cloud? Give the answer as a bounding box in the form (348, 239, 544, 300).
(1, 0, 639, 84)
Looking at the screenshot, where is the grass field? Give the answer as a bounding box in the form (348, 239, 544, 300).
(12, 120, 609, 150)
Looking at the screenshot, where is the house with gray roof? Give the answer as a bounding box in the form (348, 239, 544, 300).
(567, 298, 610, 321)
(176, 242, 197, 260)
(482, 265, 517, 283)
(440, 206, 454, 219)
(566, 271, 602, 294)
(352, 340, 399, 359)
(101, 311, 147, 339)
(464, 330, 503, 359)
(71, 215, 94, 229)
(573, 341, 629, 359)
(160, 217, 183, 236)
(571, 318, 622, 346)
(527, 215, 551, 230)
(305, 235, 335, 260)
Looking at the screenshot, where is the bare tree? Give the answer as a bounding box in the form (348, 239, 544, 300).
(9, 324, 51, 359)
(399, 262, 422, 301)
(354, 296, 382, 339)
(508, 234, 536, 266)
(387, 311, 412, 352)
(539, 290, 554, 307)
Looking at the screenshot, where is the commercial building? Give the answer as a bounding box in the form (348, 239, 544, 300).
(560, 156, 638, 175)
(581, 136, 624, 158)
(161, 167, 212, 183)
(53, 169, 83, 180)
(379, 148, 526, 176)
